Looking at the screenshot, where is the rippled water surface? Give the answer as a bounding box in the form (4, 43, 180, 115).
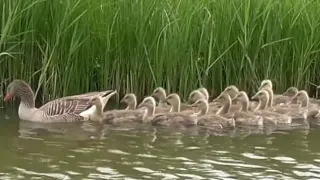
(1, 108, 320, 179)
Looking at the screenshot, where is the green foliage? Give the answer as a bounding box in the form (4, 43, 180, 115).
(1, 0, 320, 103)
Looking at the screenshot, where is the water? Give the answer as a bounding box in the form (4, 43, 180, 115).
(1, 108, 320, 179)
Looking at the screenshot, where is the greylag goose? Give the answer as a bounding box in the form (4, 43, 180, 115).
(3, 79, 115, 123)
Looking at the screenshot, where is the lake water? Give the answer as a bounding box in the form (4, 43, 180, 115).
(1, 108, 320, 179)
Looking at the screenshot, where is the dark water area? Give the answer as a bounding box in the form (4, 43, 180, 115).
(1, 107, 320, 179)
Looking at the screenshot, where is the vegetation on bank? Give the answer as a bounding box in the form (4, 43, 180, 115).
(1, 0, 320, 103)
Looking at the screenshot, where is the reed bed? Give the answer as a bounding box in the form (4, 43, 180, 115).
(1, 0, 320, 103)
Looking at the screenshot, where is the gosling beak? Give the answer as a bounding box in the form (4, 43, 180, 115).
(190, 102, 197, 107)
(212, 97, 218, 103)
(137, 102, 144, 109)
(120, 97, 125, 103)
(151, 92, 157, 98)
(290, 95, 298, 102)
(251, 94, 258, 100)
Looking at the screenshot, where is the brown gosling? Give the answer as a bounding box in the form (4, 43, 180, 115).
(197, 87, 210, 101)
(152, 87, 170, 108)
(164, 93, 196, 113)
(251, 89, 292, 124)
(148, 94, 198, 127)
(291, 90, 319, 120)
(190, 99, 235, 129)
(215, 91, 263, 126)
(261, 87, 308, 121)
(136, 96, 157, 122)
(89, 95, 147, 124)
(120, 93, 138, 110)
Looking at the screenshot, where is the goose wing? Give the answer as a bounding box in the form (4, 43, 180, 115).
(39, 90, 113, 115)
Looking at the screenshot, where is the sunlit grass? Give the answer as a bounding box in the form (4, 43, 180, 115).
(1, 0, 320, 104)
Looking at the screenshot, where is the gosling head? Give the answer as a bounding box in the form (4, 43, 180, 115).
(223, 85, 239, 99)
(251, 89, 269, 101)
(88, 96, 102, 106)
(292, 90, 309, 101)
(259, 79, 273, 90)
(212, 91, 231, 104)
(282, 87, 298, 97)
(152, 87, 167, 100)
(233, 91, 249, 103)
(191, 99, 208, 109)
(165, 93, 180, 106)
(137, 96, 156, 109)
(120, 93, 136, 104)
(188, 90, 206, 104)
(197, 87, 209, 101)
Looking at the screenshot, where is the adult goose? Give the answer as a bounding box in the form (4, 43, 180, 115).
(3, 79, 115, 123)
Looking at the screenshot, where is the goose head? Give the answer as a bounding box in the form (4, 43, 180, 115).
(4, 79, 35, 106)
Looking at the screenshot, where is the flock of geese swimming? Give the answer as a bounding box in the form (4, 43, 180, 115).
(3, 79, 320, 131)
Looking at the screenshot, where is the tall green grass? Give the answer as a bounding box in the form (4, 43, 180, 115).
(1, 0, 320, 103)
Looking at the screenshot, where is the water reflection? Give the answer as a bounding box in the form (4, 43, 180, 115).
(1, 109, 320, 179)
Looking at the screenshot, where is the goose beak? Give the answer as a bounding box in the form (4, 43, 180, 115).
(3, 93, 12, 102)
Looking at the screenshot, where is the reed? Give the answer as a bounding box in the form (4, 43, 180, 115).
(1, 0, 320, 104)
